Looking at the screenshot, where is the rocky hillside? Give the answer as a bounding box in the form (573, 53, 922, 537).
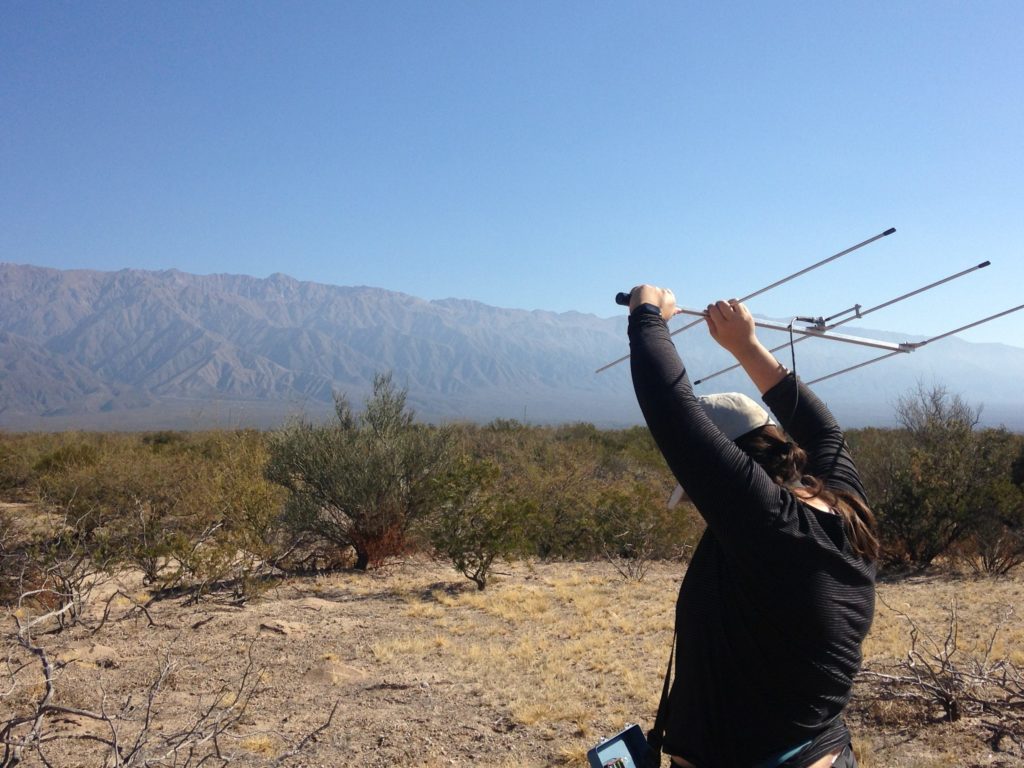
(1, 263, 1022, 430)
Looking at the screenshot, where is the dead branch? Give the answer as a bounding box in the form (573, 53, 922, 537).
(858, 595, 1024, 739)
(270, 700, 340, 766)
(90, 589, 168, 634)
(2, 603, 334, 768)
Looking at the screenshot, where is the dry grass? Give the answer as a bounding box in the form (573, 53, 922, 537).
(3, 558, 1022, 767)
(385, 562, 675, 742)
(326, 559, 1024, 765)
(866, 575, 1024, 663)
(239, 734, 280, 755)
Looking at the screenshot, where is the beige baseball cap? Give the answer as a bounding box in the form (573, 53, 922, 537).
(667, 392, 776, 508)
(698, 392, 776, 440)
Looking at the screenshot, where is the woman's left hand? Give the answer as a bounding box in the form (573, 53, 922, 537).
(628, 284, 677, 321)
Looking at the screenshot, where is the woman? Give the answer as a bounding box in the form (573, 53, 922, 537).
(627, 286, 877, 768)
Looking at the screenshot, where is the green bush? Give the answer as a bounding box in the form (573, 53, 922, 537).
(36, 436, 191, 584)
(595, 481, 702, 580)
(167, 431, 287, 601)
(30, 431, 287, 601)
(956, 429, 1024, 575)
(0, 507, 24, 606)
(848, 385, 1024, 573)
(866, 385, 982, 568)
(426, 458, 522, 590)
(0, 437, 34, 499)
(450, 421, 694, 565)
(265, 373, 460, 571)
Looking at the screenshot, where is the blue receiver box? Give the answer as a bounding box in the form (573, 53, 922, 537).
(587, 724, 652, 768)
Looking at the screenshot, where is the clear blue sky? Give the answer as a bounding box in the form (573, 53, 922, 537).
(3, 1, 1022, 347)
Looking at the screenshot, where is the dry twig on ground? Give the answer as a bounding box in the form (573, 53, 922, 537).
(858, 594, 1024, 749)
(1, 603, 337, 767)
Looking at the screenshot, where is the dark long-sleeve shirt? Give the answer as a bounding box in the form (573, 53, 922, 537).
(629, 310, 876, 768)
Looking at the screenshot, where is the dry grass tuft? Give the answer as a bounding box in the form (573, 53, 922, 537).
(239, 734, 279, 755)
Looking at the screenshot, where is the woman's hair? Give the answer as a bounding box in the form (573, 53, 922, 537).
(733, 424, 880, 562)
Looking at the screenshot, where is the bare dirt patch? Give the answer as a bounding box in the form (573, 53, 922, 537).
(4, 559, 1023, 767)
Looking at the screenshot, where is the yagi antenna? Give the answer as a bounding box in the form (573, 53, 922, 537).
(597, 227, 1023, 387)
(595, 227, 896, 373)
(692, 260, 992, 386)
(806, 302, 1024, 385)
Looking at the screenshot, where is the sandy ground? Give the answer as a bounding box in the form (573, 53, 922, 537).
(3, 558, 1023, 767)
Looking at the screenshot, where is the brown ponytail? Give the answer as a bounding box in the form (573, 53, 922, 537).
(734, 425, 880, 562)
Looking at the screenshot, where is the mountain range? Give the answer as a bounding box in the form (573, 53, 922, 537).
(1, 263, 1022, 431)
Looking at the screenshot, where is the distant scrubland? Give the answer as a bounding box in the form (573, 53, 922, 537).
(3, 377, 1022, 595)
(2, 376, 1023, 765)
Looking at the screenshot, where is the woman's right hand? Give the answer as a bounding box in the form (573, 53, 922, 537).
(628, 284, 677, 321)
(705, 299, 759, 356)
(707, 299, 788, 393)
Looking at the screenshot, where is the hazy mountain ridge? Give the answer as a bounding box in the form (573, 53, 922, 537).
(1, 263, 1022, 430)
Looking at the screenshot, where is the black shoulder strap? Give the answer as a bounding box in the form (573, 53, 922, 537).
(645, 630, 676, 768)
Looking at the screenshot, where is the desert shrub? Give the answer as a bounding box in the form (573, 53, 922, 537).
(505, 430, 604, 559)
(0, 436, 35, 499)
(955, 429, 1024, 575)
(848, 386, 1024, 572)
(1012, 441, 1024, 487)
(1, 432, 115, 502)
(23, 513, 113, 629)
(859, 598, 1024, 740)
(30, 431, 288, 601)
(455, 421, 693, 563)
(141, 429, 187, 450)
(595, 481, 700, 580)
(962, 478, 1024, 574)
(867, 385, 983, 569)
(163, 432, 288, 601)
(207, 432, 289, 596)
(0, 490, 116, 624)
(595, 484, 661, 580)
(32, 438, 101, 474)
(1, 623, 335, 768)
(426, 458, 523, 590)
(36, 437, 193, 585)
(426, 422, 591, 581)
(265, 373, 459, 571)
(592, 424, 666, 469)
(845, 426, 907, 503)
(0, 507, 27, 606)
